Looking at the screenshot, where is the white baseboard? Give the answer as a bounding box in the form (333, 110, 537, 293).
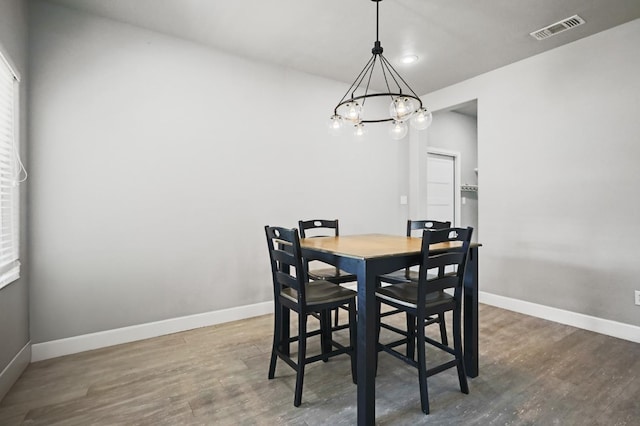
(30, 294, 639, 363)
(479, 291, 640, 343)
(31, 301, 273, 362)
(0, 341, 30, 401)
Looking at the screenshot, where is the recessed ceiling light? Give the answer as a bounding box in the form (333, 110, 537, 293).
(401, 55, 419, 64)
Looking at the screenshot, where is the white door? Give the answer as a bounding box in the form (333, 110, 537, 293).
(426, 153, 455, 224)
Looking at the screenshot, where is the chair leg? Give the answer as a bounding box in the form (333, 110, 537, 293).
(375, 299, 382, 376)
(416, 315, 430, 415)
(268, 302, 282, 379)
(349, 300, 357, 384)
(320, 309, 331, 362)
(282, 307, 290, 356)
(406, 313, 416, 361)
(453, 307, 469, 394)
(294, 313, 308, 407)
(438, 313, 448, 346)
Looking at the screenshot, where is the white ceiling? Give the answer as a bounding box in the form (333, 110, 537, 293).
(47, 0, 640, 95)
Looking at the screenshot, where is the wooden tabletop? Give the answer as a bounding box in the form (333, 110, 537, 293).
(300, 233, 466, 259)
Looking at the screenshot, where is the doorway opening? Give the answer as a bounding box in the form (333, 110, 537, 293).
(425, 99, 478, 236)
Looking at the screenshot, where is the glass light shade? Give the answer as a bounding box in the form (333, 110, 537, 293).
(410, 108, 433, 130)
(389, 120, 408, 140)
(353, 123, 367, 138)
(390, 96, 416, 121)
(343, 101, 362, 123)
(328, 114, 343, 136)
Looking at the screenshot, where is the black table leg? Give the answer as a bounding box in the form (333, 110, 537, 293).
(463, 246, 479, 378)
(357, 261, 376, 426)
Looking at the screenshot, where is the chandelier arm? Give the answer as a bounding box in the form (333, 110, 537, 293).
(380, 54, 422, 100)
(360, 55, 378, 107)
(379, 55, 406, 94)
(336, 55, 376, 107)
(378, 56, 396, 101)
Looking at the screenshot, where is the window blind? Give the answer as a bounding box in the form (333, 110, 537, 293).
(0, 52, 20, 289)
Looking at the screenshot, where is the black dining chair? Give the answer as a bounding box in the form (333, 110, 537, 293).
(298, 219, 357, 327)
(379, 219, 451, 349)
(265, 225, 357, 407)
(376, 227, 473, 415)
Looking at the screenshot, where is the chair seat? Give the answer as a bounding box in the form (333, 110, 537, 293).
(282, 280, 357, 306)
(376, 282, 453, 310)
(308, 267, 356, 282)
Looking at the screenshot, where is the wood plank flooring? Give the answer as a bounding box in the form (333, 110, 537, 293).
(1, 304, 638, 425)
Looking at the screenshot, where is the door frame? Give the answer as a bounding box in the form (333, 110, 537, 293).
(425, 147, 462, 227)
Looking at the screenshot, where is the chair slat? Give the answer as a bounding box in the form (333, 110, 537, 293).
(421, 276, 459, 293)
(276, 270, 300, 291)
(426, 252, 464, 270)
(272, 249, 296, 267)
(407, 219, 451, 237)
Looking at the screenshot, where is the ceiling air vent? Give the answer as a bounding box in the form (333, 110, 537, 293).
(530, 15, 585, 41)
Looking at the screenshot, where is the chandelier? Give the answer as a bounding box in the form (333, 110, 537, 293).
(329, 0, 433, 140)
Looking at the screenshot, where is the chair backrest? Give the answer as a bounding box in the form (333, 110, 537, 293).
(298, 219, 340, 275)
(417, 227, 473, 306)
(265, 226, 307, 304)
(402, 220, 452, 278)
(298, 219, 339, 238)
(407, 219, 451, 237)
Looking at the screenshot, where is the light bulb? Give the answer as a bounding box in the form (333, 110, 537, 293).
(343, 101, 362, 124)
(328, 114, 343, 136)
(390, 97, 416, 121)
(353, 122, 367, 138)
(389, 120, 408, 140)
(410, 108, 433, 130)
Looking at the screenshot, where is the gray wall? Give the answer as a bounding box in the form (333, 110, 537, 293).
(24, 2, 640, 351)
(0, 0, 29, 398)
(423, 18, 640, 326)
(28, 1, 408, 343)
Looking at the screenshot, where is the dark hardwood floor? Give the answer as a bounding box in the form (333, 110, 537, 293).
(1, 304, 638, 425)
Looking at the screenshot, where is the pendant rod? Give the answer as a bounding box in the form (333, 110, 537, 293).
(376, 0, 380, 43)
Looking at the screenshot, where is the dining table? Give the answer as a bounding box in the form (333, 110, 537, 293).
(299, 233, 481, 426)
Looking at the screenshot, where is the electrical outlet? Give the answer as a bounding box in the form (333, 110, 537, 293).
(636, 290, 640, 306)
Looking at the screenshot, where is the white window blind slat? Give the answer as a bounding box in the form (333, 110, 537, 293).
(0, 49, 20, 290)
